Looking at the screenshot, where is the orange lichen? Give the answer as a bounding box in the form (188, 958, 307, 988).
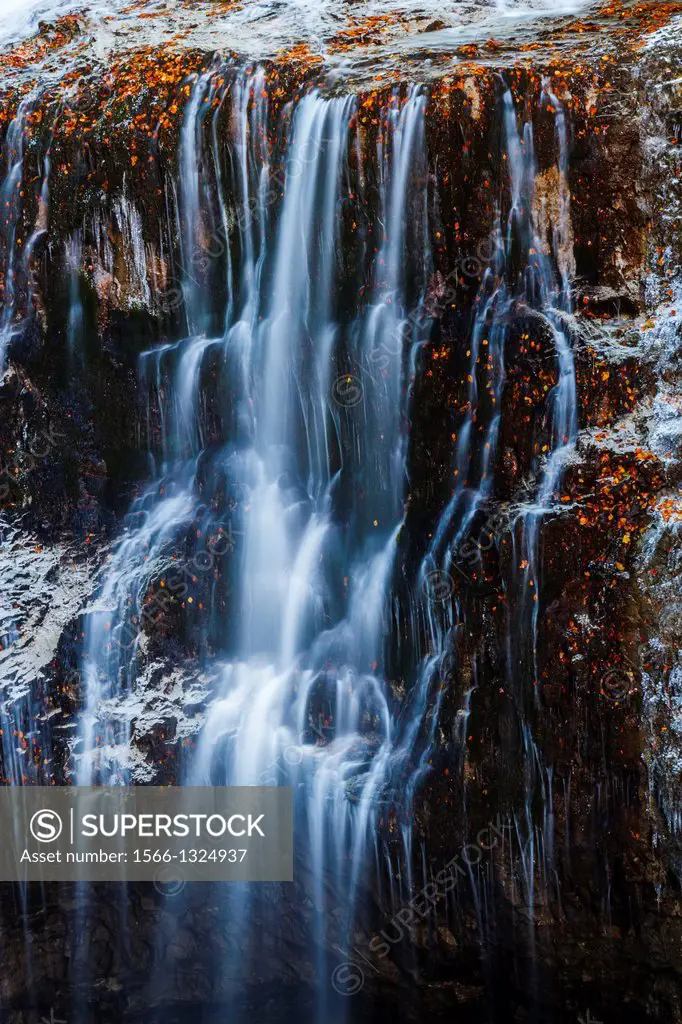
(657, 494, 682, 523)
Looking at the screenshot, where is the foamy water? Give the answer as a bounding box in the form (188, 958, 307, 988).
(0, 0, 594, 65)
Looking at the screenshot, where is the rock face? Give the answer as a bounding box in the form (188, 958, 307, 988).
(0, 3, 681, 1023)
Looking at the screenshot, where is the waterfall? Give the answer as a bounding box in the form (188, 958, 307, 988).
(191, 85, 431, 969)
(383, 82, 579, 943)
(62, 61, 585, 1017)
(0, 107, 57, 797)
(501, 82, 578, 969)
(178, 71, 214, 337)
(0, 0, 678, 1011)
(0, 99, 30, 371)
(505, 81, 578, 688)
(0, 95, 55, 373)
(68, 72, 433, 1013)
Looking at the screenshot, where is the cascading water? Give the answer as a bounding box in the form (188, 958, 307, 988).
(0, 45, 580, 997)
(56, 62, 583, 1020)
(68, 68, 435, 1014)
(0, 105, 58, 796)
(378, 82, 580, 984)
(518, 85, 577, 668)
(500, 83, 578, 967)
(0, 99, 30, 371)
(0, 92, 56, 373)
(0, 0, 678, 1015)
(188, 82, 432, 990)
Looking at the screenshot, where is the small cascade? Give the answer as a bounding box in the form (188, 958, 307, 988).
(22, 146, 51, 293)
(0, 99, 31, 370)
(351, 86, 430, 534)
(230, 68, 270, 321)
(112, 195, 152, 309)
(510, 82, 577, 687)
(501, 83, 578, 973)
(0, 111, 58, 792)
(177, 71, 214, 337)
(381, 83, 579, 956)
(76, 477, 196, 785)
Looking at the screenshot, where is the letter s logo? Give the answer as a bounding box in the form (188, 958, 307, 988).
(30, 809, 63, 843)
